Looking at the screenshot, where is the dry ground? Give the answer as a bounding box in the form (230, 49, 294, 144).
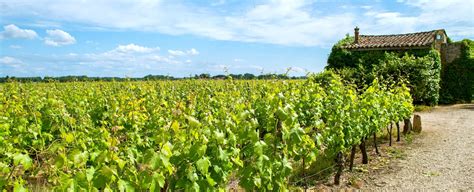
(320, 104, 474, 191)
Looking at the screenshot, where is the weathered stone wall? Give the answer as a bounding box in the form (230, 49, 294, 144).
(434, 30, 447, 51)
(441, 43, 462, 64)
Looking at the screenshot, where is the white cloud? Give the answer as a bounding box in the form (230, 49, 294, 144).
(44, 29, 76, 46)
(147, 55, 180, 64)
(0, 24, 38, 39)
(115, 44, 158, 53)
(168, 50, 186, 56)
(357, 11, 418, 34)
(221, 0, 355, 46)
(0, 56, 23, 67)
(168, 48, 200, 56)
(0, 0, 354, 46)
(187, 48, 199, 55)
(80, 44, 185, 66)
(0, 0, 472, 46)
(356, 0, 473, 37)
(29, 21, 62, 28)
(397, 0, 474, 37)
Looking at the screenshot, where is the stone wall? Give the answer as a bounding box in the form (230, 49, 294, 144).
(441, 43, 462, 65)
(434, 30, 448, 51)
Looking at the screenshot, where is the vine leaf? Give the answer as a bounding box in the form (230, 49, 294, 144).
(13, 153, 32, 170)
(196, 157, 211, 175)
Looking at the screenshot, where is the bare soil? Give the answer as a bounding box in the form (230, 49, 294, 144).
(333, 104, 474, 191)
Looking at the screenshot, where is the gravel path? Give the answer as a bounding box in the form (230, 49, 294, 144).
(362, 104, 474, 190)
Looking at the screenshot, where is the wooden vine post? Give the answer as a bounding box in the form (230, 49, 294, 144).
(389, 123, 393, 146)
(373, 132, 379, 155)
(359, 137, 368, 164)
(396, 122, 401, 142)
(413, 114, 422, 133)
(334, 152, 344, 185)
(403, 118, 412, 134)
(349, 145, 357, 171)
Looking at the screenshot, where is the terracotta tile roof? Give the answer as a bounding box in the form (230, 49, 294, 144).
(343, 30, 443, 50)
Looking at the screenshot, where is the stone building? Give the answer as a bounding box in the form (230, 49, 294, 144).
(342, 27, 461, 64)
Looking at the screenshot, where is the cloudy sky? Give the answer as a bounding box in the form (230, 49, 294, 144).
(0, 0, 473, 77)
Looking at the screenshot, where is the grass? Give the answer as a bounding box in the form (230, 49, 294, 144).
(387, 148, 407, 160)
(404, 133, 413, 144)
(423, 171, 440, 177)
(290, 153, 336, 187)
(414, 105, 433, 112)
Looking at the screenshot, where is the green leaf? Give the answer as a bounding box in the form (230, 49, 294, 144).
(104, 186, 113, 192)
(72, 150, 88, 166)
(231, 156, 243, 167)
(62, 132, 74, 143)
(118, 179, 135, 192)
(153, 172, 166, 188)
(206, 175, 216, 186)
(13, 182, 27, 192)
(253, 176, 261, 188)
(13, 153, 32, 170)
(100, 166, 117, 180)
(86, 167, 95, 182)
(187, 170, 198, 182)
(196, 157, 211, 175)
(185, 115, 201, 128)
(115, 158, 126, 170)
(171, 121, 179, 132)
(275, 108, 288, 120)
(192, 182, 200, 192)
(217, 147, 227, 161)
(0, 162, 10, 174)
(253, 141, 266, 155)
(189, 144, 207, 161)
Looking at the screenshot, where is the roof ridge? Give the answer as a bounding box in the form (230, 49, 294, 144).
(341, 29, 445, 50)
(360, 29, 443, 37)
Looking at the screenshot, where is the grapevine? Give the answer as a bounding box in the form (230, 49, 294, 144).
(0, 73, 413, 191)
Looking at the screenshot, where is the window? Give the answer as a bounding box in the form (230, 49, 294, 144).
(436, 34, 443, 40)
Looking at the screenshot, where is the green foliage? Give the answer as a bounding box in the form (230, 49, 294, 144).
(0, 75, 413, 190)
(439, 39, 474, 103)
(327, 36, 441, 105)
(374, 51, 441, 105)
(327, 36, 358, 69)
(327, 36, 432, 71)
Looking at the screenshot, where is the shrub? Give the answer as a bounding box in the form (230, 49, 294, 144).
(439, 39, 474, 103)
(327, 36, 441, 105)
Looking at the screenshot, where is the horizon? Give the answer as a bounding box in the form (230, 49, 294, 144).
(1, 0, 473, 78)
(0, 72, 308, 79)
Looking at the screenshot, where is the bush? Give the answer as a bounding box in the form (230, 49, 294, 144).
(374, 51, 441, 106)
(327, 36, 441, 105)
(439, 39, 474, 104)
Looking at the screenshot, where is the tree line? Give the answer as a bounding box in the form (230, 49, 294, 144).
(0, 73, 306, 83)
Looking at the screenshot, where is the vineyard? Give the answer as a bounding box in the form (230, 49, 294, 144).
(0, 72, 414, 191)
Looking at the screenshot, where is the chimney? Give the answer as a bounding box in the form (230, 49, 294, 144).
(354, 26, 359, 44)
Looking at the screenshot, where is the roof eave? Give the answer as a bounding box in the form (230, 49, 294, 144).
(343, 45, 433, 51)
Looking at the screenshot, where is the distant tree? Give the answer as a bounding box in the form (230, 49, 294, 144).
(243, 73, 255, 79)
(198, 73, 211, 79)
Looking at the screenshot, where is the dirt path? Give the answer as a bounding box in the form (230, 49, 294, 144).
(362, 104, 474, 190)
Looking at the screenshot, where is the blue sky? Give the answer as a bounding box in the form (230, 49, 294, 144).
(0, 0, 473, 77)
